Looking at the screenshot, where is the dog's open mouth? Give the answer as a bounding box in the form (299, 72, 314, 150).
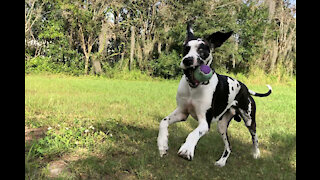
(183, 66, 200, 88)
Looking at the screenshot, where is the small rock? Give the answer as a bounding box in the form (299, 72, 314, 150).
(48, 160, 68, 178)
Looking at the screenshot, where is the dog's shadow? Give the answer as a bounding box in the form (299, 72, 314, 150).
(67, 114, 295, 179)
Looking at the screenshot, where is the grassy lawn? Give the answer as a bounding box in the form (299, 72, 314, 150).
(25, 74, 296, 179)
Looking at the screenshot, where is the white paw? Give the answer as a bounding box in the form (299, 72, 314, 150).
(253, 148, 260, 159)
(157, 131, 169, 157)
(177, 143, 195, 161)
(157, 138, 168, 157)
(214, 158, 227, 167)
(159, 147, 168, 157)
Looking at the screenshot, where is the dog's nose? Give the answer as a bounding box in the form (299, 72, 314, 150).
(183, 57, 194, 66)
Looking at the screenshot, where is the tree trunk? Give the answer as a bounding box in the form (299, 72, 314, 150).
(79, 25, 94, 75)
(92, 58, 102, 75)
(269, 40, 278, 73)
(130, 26, 135, 71)
(92, 22, 110, 75)
(84, 55, 90, 75)
(158, 42, 161, 55)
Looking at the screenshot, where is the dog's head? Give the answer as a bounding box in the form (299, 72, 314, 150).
(181, 23, 233, 69)
(181, 23, 233, 85)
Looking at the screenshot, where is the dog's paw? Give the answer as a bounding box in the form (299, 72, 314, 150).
(157, 134, 169, 157)
(159, 147, 168, 157)
(177, 143, 194, 161)
(214, 159, 227, 167)
(253, 148, 260, 159)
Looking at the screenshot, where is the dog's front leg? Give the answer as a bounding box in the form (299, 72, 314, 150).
(157, 108, 189, 157)
(177, 117, 209, 160)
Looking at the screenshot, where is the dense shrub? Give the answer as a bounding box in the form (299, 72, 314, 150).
(150, 50, 183, 79)
(25, 56, 84, 75)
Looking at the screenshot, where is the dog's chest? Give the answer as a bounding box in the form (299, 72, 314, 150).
(176, 75, 218, 118)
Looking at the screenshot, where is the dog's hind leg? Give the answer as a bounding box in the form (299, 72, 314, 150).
(238, 96, 254, 127)
(215, 108, 236, 167)
(157, 108, 189, 157)
(243, 96, 260, 159)
(247, 119, 260, 159)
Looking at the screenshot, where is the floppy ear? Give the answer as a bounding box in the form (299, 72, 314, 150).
(207, 31, 233, 49)
(185, 22, 197, 44)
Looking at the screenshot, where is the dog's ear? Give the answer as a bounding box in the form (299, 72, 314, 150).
(206, 31, 233, 49)
(185, 22, 196, 44)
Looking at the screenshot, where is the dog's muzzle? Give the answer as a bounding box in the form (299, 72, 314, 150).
(182, 58, 209, 88)
(184, 66, 200, 88)
(182, 57, 194, 67)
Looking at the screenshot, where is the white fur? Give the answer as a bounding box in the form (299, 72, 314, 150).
(157, 108, 188, 157)
(180, 39, 207, 69)
(157, 72, 243, 161)
(174, 74, 218, 160)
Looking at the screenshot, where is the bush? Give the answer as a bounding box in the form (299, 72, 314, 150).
(150, 50, 183, 79)
(25, 56, 84, 75)
(25, 56, 56, 73)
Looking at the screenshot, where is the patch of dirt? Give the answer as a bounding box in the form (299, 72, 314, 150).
(47, 160, 69, 178)
(47, 149, 90, 178)
(25, 127, 47, 143)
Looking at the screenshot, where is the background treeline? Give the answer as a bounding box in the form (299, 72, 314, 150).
(25, 0, 296, 79)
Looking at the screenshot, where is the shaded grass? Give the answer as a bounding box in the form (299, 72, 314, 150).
(25, 74, 296, 179)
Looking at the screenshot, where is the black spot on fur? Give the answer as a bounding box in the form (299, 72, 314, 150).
(199, 131, 203, 136)
(206, 74, 230, 127)
(231, 87, 234, 91)
(198, 43, 210, 60)
(223, 150, 229, 157)
(234, 114, 241, 122)
(234, 81, 251, 112)
(163, 118, 167, 121)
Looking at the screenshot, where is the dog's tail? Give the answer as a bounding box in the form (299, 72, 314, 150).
(248, 85, 272, 97)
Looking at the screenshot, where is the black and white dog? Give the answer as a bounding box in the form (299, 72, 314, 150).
(157, 24, 272, 167)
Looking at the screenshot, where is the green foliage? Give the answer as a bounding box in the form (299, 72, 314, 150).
(237, 3, 269, 63)
(25, 56, 84, 75)
(150, 50, 183, 79)
(103, 68, 156, 81)
(25, 0, 296, 80)
(31, 124, 111, 158)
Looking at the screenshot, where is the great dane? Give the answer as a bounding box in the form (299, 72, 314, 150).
(157, 23, 272, 167)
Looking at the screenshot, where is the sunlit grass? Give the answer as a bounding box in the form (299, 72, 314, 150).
(25, 74, 296, 179)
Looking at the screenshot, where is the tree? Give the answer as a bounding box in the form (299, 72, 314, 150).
(25, 0, 45, 59)
(25, 0, 296, 78)
(61, 0, 110, 74)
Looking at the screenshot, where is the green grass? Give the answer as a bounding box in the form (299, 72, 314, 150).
(25, 74, 296, 179)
